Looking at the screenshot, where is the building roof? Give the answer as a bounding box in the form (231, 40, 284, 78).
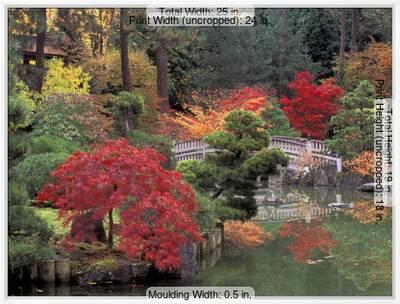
(19, 33, 70, 57)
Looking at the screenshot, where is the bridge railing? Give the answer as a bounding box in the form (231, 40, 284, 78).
(173, 136, 342, 172)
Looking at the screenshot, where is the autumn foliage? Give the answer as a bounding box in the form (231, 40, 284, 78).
(37, 139, 201, 271)
(279, 71, 343, 139)
(278, 220, 337, 261)
(345, 200, 389, 224)
(339, 42, 392, 97)
(343, 151, 374, 176)
(159, 86, 267, 140)
(224, 221, 271, 248)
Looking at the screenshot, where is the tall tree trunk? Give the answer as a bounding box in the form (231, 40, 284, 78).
(350, 8, 359, 52)
(338, 9, 347, 85)
(108, 209, 114, 249)
(120, 8, 132, 91)
(36, 8, 46, 91)
(99, 9, 104, 55)
(156, 38, 169, 111)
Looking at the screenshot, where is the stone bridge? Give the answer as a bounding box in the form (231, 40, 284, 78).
(173, 136, 342, 172)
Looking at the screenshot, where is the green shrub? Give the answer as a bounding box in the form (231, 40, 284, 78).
(13, 153, 68, 198)
(15, 80, 42, 105)
(34, 208, 68, 240)
(176, 160, 218, 189)
(31, 135, 81, 154)
(9, 239, 54, 268)
(8, 206, 53, 239)
(195, 191, 246, 230)
(8, 95, 33, 131)
(42, 58, 91, 95)
(33, 94, 112, 143)
(128, 130, 175, 168)
(214, 203, 246, 222)
(33, 95, 89, 143)
(8, 81, 39, 131)
(8, 181, 29, 207)
(110, 92, 146, 135)
(195, 191, 217, 233)
(262, 100, 300, 137)
(8, 131, 31, 162)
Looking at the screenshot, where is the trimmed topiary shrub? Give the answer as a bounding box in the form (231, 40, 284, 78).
(13, 153, 68, 198)
(31, 135, 81, 154)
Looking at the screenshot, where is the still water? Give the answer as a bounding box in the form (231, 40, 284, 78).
(11, 186, 392, 296)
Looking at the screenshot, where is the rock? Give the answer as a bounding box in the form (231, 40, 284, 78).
(77, 262, 150, 286)
(357, 183, 375, 192)
(315, 168, 329, 186)
(299, 169, 314, 186)
(314, 163, 337, 186)
(337, 173, 373, 189)
(131, 262, 151, 279)
(328, 202, 354, 209)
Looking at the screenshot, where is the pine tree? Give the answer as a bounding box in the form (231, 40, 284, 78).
(325, 80, 375, 159)
(302, 9, 340, 79)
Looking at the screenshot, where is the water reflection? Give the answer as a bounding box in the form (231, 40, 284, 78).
(10, 186, 392, 296)
(195, 186, 392, 296)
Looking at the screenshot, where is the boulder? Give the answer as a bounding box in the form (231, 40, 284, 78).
(328, 202, 355, 209)
(299, 169, 314, 186)
(314, 163, 337, 186)
(77, 262, 150, 285)
(357, 183, 375, 192)
(337, 173, 373, 189)
(315, 168, 329, 186)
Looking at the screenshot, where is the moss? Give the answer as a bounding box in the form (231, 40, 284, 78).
(88, 257, 119, 271)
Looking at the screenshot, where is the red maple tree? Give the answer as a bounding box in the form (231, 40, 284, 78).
(279, 71, 343, 139)
(278, 220, 337, 262)
(37, 139, 202, 271)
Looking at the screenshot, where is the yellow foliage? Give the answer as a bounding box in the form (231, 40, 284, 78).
(167, 107, 228, 140)
(337, 42, 392, 97)
(224, 221, 271, 248)
(159, 86, 268, 140)
(42, 58, 91, 95)
(343, 151, 374, 176)
(82, 51, 156, 95)
(345, 200, 389, 224)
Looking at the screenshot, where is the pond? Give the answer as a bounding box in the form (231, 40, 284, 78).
(10, 186, 392, 297)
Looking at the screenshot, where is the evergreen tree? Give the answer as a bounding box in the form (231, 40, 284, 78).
(325, 80, 375, 159)
(262, 99, 300, 137)
(302, 9, 340, 79)
(203, 110, 288, 219)
(195, 9, 317, 95)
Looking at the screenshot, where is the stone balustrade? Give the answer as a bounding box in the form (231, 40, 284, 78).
(173, 136, 342, 172)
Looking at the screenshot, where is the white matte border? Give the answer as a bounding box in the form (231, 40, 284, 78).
(1, 1, 399, 303)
